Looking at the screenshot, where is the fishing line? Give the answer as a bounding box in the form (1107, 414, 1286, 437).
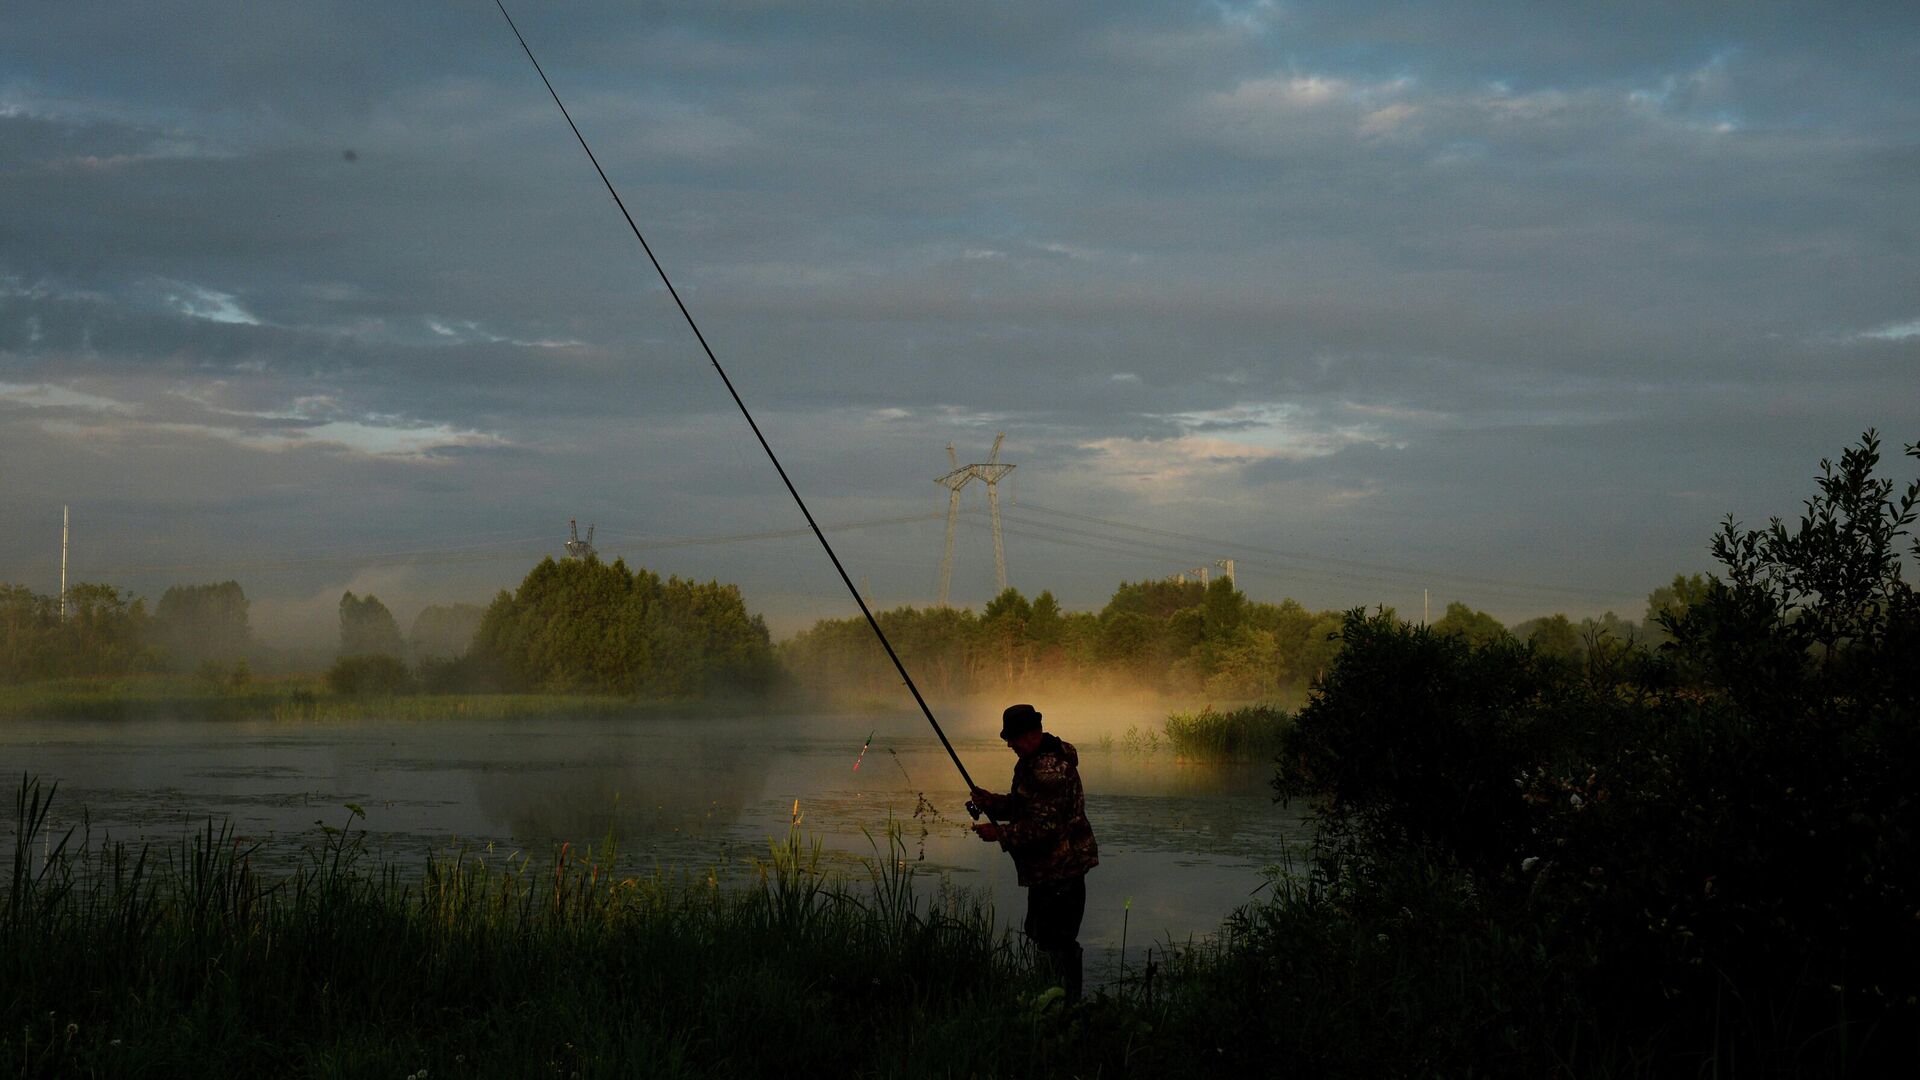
(491, 1, 992, 810)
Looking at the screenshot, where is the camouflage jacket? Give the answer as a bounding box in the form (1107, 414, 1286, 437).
(976, 734, 1098, 886)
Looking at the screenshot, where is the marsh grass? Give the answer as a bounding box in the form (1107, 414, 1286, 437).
(1162, 705, 1290, 759)
(1099, 705, 1291, 760)
(4, 775, 1819, 1077)
(2, 776, 1195, 1078)
(0, 676, 771, 723)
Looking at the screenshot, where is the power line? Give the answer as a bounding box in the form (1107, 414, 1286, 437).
(71, 512, 951, 579)
(1014, 499, 1634, 606)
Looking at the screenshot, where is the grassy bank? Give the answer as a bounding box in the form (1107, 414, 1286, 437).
(0, 676, 777, 723)
(1, 778, 1186, 1078)
(8, 772, 1890, 1077)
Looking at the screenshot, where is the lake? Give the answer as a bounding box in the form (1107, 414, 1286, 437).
(1, 704, 1308, 977)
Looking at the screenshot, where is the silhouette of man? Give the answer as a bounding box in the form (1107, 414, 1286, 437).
(970, 703, 1099, 1002)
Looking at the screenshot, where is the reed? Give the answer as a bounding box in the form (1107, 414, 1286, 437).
(1161, 705, 1291, 759)
(1, 776, 1777, 1076)
(0, 776, 1135, 1077)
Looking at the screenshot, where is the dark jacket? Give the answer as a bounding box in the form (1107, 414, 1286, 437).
(975, 734, 1098, 886)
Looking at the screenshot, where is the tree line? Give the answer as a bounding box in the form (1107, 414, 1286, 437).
(781, 578, 1351, 699)
(779, 572, 1706, 701)
(0, 556, 778, 700)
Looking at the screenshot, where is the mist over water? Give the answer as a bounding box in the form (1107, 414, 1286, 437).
(3, 706, 1306, 970)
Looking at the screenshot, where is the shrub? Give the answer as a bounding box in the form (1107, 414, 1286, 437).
(1273, 430, 1920, 1071)
(325, 654, 415, 696)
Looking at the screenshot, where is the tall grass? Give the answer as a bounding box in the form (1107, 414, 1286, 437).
(1108, 705, 1291, 759)
(4, 775, 1811, 1076)
(1, 776, 1172, 1077)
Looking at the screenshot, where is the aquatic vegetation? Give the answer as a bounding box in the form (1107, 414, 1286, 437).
(1161, 705, 1290, 760)
(1, 776, 1163, 1077)
(1098, 705, 1291, 759)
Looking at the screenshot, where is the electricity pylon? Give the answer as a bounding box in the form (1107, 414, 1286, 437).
(565, 518, 597, 560)
(935, 432, 1016, 606)
(1176, 558, 1237, 587)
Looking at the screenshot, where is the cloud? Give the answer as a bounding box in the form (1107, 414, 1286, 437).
(2, 1, 1917, 628)
(164, 282, 260, 326)
(1851, 318, 1920, 343)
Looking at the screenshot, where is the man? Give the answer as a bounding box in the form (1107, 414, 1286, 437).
(970, 703, 1098, 1002)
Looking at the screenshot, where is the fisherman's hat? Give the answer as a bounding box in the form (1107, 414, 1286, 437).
(999, 703, 1043, 739)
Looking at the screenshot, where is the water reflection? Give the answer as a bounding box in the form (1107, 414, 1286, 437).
(471, 738, 772, 845)
(0, 714, 1309, 959)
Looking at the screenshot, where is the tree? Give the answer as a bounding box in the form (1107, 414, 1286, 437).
(339, 592, 405, 658)
(1275, 430, 1920, 1068)
(152, 581, 252, 669)
(1101, 578, 1205, 620)
(1516, 613, 1582, 662)
(1430, 601, 1510, 646)
(1641, 573, 1711, 644)
(409, 603, 485, 662)
(471, 557, 775, 695)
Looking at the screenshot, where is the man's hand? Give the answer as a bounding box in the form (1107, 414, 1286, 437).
(969, 786, 993, 806)
(972, 822, 1002, 844)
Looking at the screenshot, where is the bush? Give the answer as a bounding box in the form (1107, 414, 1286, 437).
(1271, 430, 1920, 1072)
(325, 654, 415, 696)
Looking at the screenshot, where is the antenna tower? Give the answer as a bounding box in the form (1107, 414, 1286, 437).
(59, 505, 69, 621)
(564, 518, 598, 560)
(934, 432, 1016, 606)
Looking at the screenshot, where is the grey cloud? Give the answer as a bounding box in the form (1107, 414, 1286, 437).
(2, 1, 1917, 633)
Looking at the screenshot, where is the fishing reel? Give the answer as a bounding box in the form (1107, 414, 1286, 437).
(964, 799, 982, 821)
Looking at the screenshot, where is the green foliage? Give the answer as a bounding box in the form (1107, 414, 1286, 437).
(324, 654, 415, 696)
(469, 557, 776, 696)
(1515, 611, 1582, 661)
(1428, 599, 1510, 645)
(1643, 570, 1712, 633)
(407, 601, 485, 663)
(1162, 704, 1290, 759)
(0, 582, 158, 682)
(149, 580, 251, 670)
(1279, 612, 1554, 873)
(337, 591, 404, 659)
(1270, 430, 1920, 1071)
(1101, 578, 1206, 620)
(782, 579, 1347, 700)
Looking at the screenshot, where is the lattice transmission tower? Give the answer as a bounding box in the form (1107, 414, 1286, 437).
(564, 518, 597, 560)
(935, 432, 1016, 606)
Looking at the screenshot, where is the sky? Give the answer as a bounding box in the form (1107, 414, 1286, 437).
(3, 1, 1917, 645)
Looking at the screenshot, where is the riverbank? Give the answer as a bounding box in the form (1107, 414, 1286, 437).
(1, 779, 1194, 1078)
(0, 676, 782, 723)
(7, 772, 1894, 1077)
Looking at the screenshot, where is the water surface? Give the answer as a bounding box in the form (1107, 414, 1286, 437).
(2, 710, 1307, 972)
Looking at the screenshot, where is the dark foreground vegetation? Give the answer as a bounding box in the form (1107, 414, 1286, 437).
(4, 432, 1915, 1077)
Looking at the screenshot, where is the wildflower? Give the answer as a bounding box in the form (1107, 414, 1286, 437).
(1521, 856, 1540, 872)
(65, 1023, 78, 1038)
(110, 1039, 122, 1048)
(1569, 793, 1584, 808)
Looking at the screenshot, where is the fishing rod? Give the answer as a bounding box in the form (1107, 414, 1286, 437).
(491, 0, 992, 817)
